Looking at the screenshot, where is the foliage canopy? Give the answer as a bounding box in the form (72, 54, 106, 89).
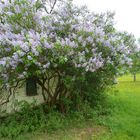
(0, 0, 137, 110)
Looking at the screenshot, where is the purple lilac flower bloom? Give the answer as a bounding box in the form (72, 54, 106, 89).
(44, 41, 52, 49)
(0, 60, 6, 66)
(15, 5, 20, 13)
(27, 55, 33, 60)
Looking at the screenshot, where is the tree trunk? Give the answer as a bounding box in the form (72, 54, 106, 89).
(133, 73, 136, 82)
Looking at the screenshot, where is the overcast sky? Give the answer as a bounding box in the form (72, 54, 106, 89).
(73, 0, 140, 40)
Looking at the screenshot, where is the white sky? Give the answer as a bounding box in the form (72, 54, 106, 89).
(73, 0, 140, 40)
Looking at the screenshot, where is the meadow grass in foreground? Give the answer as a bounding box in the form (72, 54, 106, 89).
(98, 74, 140, 140)
(1, 74, 140, 140)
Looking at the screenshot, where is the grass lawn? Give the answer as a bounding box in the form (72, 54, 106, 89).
(98, 74, 140, 140)
(2, 74, 140, 140)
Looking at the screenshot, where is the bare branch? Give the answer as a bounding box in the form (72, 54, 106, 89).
(0, 88, 13, 106)
(42, 0, 58, 14)
(0, 80, 24, 106)
(37, 79, 53, 99)
(49, 0, 57, 14)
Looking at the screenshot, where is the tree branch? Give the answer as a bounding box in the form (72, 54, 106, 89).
(42, 0, 58, 14)
(37, 79, 53, 99)
(0, 80, 24, 106)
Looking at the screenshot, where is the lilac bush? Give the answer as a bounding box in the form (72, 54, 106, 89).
(0, 0, 137, 109)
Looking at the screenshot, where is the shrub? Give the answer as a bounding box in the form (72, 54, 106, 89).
(0, 0, 137, 111)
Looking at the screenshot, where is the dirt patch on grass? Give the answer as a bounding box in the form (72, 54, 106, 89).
(66, 126, 107, 140)
(26, 125, 107, 140)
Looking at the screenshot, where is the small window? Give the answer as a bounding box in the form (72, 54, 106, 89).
(26, 76, 37, 96)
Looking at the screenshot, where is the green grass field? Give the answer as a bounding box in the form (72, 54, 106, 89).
(2, 74, 140, 140)
(98, 74, 140, 140)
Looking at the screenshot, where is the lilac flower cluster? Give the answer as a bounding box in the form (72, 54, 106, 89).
(0, 0, 137, 84)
